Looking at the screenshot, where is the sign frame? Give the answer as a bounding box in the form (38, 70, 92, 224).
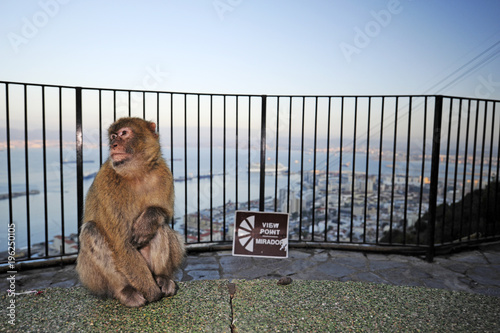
(232, 210, 289, 259)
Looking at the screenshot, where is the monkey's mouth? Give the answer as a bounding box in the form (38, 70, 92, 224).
(111, 153, 130, 164)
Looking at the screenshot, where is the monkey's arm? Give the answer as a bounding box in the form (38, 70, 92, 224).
(131, 206, 168, 248)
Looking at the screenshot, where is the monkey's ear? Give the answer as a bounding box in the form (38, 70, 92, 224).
(148, 121, 159, 138)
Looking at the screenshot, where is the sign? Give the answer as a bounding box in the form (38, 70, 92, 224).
(232, 211, 289, 259)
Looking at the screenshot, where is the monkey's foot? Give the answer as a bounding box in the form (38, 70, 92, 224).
(143, 285, 164, 303)
(117, 285, 147, 307)
(156, 276, 177, 297)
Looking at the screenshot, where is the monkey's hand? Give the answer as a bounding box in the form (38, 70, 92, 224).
(131, 207, 167, 248)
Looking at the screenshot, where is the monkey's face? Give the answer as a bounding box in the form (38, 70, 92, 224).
(107, 117, 161, 173)
(109, 127, 135, 166)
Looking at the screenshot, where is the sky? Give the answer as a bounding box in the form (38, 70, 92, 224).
(1, 0, 500, 99)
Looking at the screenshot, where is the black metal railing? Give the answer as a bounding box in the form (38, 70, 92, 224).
(1, 81, 499, 267)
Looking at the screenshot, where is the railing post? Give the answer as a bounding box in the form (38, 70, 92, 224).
(259, 95, 267, 211)
(5, 84, 13, 228)
(76, 87, 84, 233)
(427, 95, 443, 262)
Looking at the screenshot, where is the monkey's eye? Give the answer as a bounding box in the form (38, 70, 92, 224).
(120, 130, 128, 137)
(110, 133, 117, 140)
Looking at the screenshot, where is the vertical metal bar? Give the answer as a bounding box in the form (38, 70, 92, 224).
(183, 94, 189, 241)
(24, 84, 32, 258)
(235, 96, 239, 211)
(299, 97, 305, 239)
(389, 97, 399, 244)
(441, 98, 453, 243)
(486, 102, 496, 237)
(286, 97, 292, 216)
(469, 100, 480, 240)
(376, 97, 385, 244)
(169, 94, 174, 175)
(98, 90, 103, 166)
(223, 95, 227, 239)
(128, 91, 131, 117)
(325, 97, 332, 242)
(197, 94, 201, 241)
(417, 97, 429, 246)
(247, 97, 251, 211)
(274, 97, 280, 212)
(337, 97, 344, 242)
(156, 93, 160, 131)
(478, 100, 488, 239)
(427, 95, 443, 262)
(169, 93, 176, 231)
(113, 90, 117, 121)
(5, 84, 14, 233)
(350, 97, 357, 243)
(460, 99, 471, 242)
(142, 91, 146, 119)
(403, 97, 412, 245)
(363, 97, 371, 244)
(76, 87, 84, 233)
(210, 95, 214, 228)
(157, 93, 163, 228)
(41, 86, 49, 257)
(259, 95, 267, 211)
(312, 97, 318, 240)
(58, 87, 66, 253)
(451, 99, 462, 242)
(494, 102, 500, 236)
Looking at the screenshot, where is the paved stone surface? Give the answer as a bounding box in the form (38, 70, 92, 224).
(2, 243, 500, 298)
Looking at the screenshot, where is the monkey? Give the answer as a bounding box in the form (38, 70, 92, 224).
(76, 117, 185, 307)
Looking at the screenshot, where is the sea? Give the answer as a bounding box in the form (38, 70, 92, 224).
(0, 145, 464, 250)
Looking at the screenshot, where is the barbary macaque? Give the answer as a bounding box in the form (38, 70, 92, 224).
(76, 117, 185, 307)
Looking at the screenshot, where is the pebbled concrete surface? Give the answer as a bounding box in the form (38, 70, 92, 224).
(3, 242, 499, 298)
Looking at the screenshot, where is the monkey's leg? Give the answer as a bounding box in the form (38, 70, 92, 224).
(140, 225, 185, 297)
(77, 221, 149, 307)
(114, 248, 164, 304)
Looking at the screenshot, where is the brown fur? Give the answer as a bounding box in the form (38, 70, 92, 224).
(76, 117, 185, 307)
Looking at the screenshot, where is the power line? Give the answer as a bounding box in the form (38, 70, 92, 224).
(311, 37, 500, 172)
